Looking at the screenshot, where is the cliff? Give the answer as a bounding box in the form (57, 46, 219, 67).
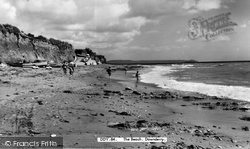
(0, 24, 106, 66)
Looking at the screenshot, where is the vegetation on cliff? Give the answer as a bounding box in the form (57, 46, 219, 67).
(75, 48, 106, 64)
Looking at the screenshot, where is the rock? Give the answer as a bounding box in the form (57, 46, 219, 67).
(63, 90, 73, 94)
(136, 120, 148, 128)
(107, 121, 131, 130)
(114, 91, 123, 95)
(108, 110, 132, 116)
(91, 113, 98, 116)
(125, 87, 132, 91)
(100, 113, 104, 116)
(1, 81, 11, 84)
(132, 91, 141, 95)
(239, 116, 250, 121)
(214, 136, 222, 141)
(28, 130, 41, 135)
(37, 100, 43, 105)
(241, 126, 249, 131)
(176, 142, 187, 148)
(59, 119, 70, 123)
(231, 139, 237, 143)
(147, 131, 157, 135)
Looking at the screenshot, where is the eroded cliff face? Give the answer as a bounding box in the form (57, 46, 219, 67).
(0, 24, 75, 65)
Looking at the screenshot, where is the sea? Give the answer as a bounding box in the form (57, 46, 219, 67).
(140, 62, 250, 102)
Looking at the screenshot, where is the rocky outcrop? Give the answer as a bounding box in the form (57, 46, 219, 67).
(0, 24, 106, 66)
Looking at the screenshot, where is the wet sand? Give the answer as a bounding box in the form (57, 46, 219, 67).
(0, 65, 250, 149)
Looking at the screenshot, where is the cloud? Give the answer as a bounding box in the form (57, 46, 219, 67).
(240, 23, 247, 28)
(196, 0, 221, 11)
(0, 0, 17, 24)
(0, 0, 151, 51)
(176, 37, 188, 42)
(212, 35, 230, 42)
(123, 0, 183, 19)
(123, 0, 233, 19)
(182, 0, 221, 13)
(146, 30, 159, 34)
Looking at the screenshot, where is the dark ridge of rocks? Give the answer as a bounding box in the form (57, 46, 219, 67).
(150, 142, 208, 149)
(181, 125, 217, 137)
(63, 90, 73, 94)
(0, 80, 11, 84)
(103, 90, 123, 96)
(194, 101, 250, 112)
(182, 95, 205, 101)
(108, 110, 132, 116)
(85, 92, 101, 96)
(239, 116, 250, 121)
(107, 120, 171, 131)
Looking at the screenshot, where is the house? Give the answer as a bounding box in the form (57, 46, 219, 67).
(74, 49, 98, 66)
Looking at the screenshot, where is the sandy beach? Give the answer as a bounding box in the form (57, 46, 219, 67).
(0, 65, 250, 149)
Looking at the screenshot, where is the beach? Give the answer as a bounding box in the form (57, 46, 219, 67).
(0, 65, 250, 149)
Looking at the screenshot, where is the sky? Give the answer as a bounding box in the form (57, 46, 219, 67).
(0, 0, 250, 61)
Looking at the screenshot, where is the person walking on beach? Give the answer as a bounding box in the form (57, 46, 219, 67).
(135, 71, 140, 82)
(68, 62, 75, 75)
(61, 61, 68, 75)
(106, 66, 112, 81)
(124, 67, 127, 75)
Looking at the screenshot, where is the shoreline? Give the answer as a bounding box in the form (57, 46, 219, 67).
(0, 65, 250, 148)
(134, 64, 250, 103)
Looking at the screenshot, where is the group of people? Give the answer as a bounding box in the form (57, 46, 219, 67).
(106, 66, 140, 81)
(60, 63, 140, 80)
(61, 61, 75, 75)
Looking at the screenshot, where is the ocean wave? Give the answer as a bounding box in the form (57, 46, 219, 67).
(140, 65, 250, 102)
(171, 64, 194, 68)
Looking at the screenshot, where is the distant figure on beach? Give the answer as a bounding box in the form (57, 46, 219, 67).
(124, 67, 127, 75)
(32, 64, 39, 69)
(106, 66, 112, 81)
(135, 71, 140, 82)
(68, 62, 75, 75)
(61, 61, 68, 74)
(46, 62, 52, 70)
(46, 64, 52, 70)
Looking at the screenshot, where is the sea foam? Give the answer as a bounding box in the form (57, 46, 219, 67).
(140, 65, 250, 102)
